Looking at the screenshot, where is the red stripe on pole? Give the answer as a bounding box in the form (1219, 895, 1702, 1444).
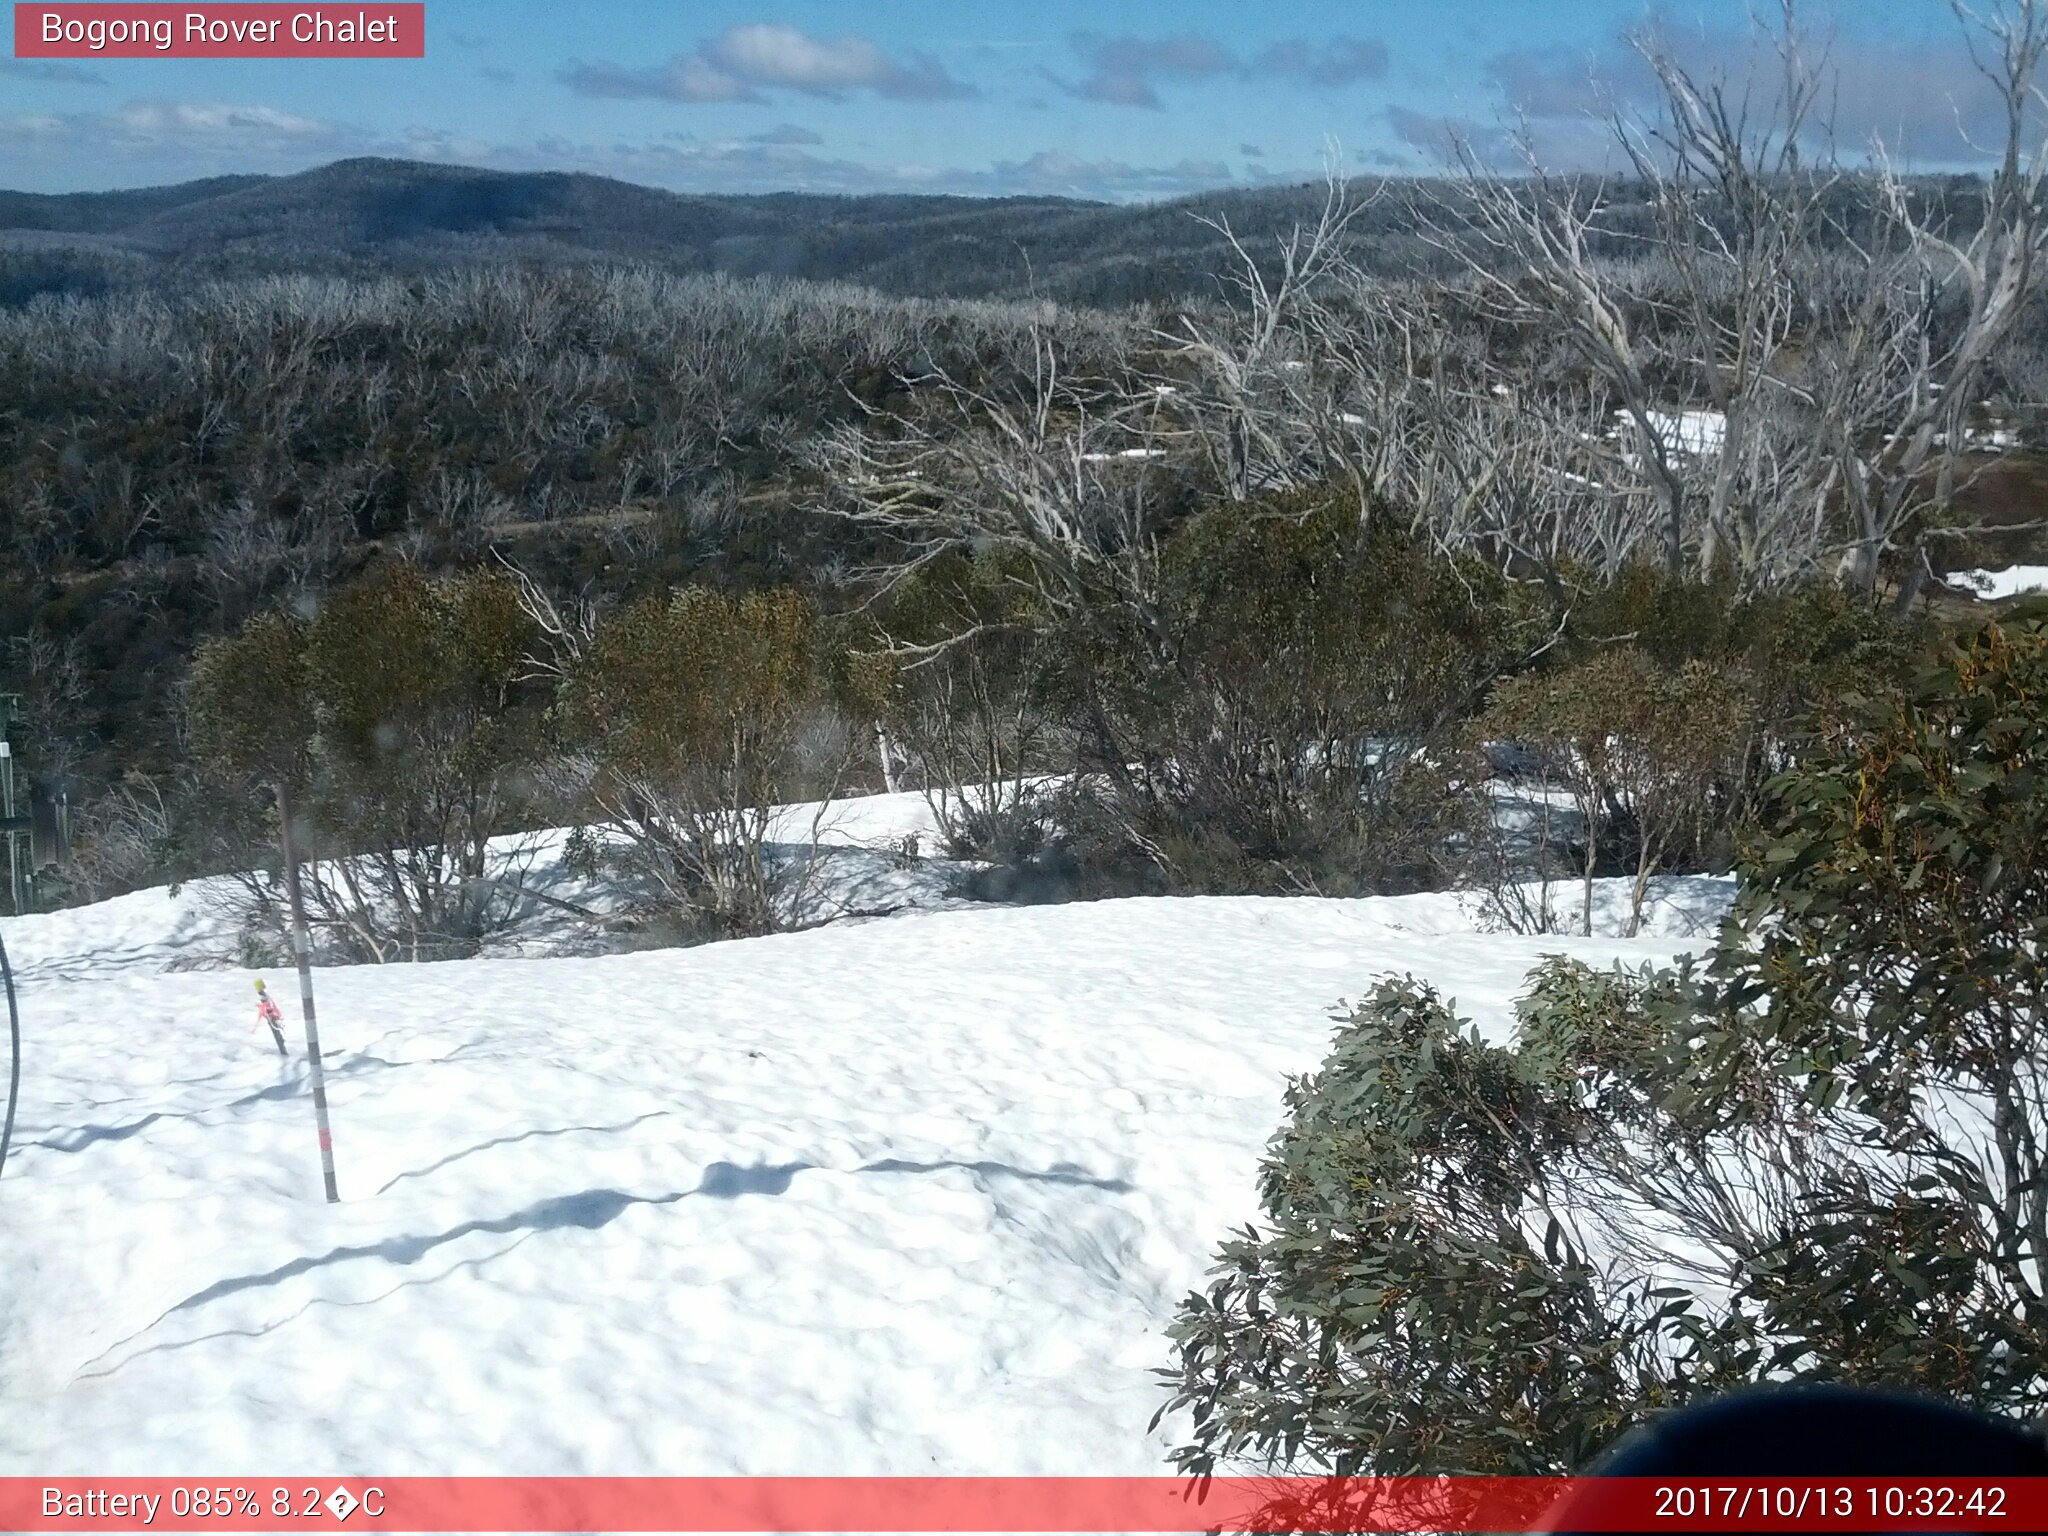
(13, 5, 425, 58)
(5, 1477, 2046, 1532)
(318, 1129, 332, 1151)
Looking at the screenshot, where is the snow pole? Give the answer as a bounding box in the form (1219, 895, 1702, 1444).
(274, 780, 340, 1203)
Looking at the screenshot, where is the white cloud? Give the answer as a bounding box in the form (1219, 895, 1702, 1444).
(1248, 37, 1389, 88)
(0, 98, 347, 175)
(560, 24, 974, 106)
(1382, 104, 1522, 169)
(1058, 31, 1388, 110)
(0, 94, 1269, 204)
(1063, 33, 1233, 108)
(984, 149, 1235, 197)
(1480, 11, 2041, 171)
(112, 102, 332, 139)
(0, 113, 68, 139)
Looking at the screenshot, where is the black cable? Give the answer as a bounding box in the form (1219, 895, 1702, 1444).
(0, 924, 17, 1185)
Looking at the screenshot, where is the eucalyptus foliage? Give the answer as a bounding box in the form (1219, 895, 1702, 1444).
(1159, 599, 2048, 1475)
(189, 563, 543, 960)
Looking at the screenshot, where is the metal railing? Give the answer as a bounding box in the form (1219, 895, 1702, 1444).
(0, 702, 27, 916)
(0, 693, 71, 917)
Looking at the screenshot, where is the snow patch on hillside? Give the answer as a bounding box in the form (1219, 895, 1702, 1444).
(1954, 565, 2048, 600)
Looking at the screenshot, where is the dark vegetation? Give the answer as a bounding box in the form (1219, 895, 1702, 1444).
(0, 264, 1125, 815)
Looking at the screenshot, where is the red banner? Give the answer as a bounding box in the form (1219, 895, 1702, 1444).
(3, 1477, 2045, 1532)
(12, 5, 424, 58)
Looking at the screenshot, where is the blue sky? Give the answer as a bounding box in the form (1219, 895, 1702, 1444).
(0, 2, 1998, 197)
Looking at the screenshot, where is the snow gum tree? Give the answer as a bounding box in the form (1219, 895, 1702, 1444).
(557, 586, 842, 937)
(300, 563, 545, 959)
(1481, 648, 1750, 936)
(189, 564, 546, 961)
(189, 610, 315, 800)
(1081, 488, 1540, 896)
(188, 608, 321, 958)
(1154, 971, 1701, 1478)
(867, 547, 1070, 865)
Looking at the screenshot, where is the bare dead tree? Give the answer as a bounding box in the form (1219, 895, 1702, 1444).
(1406, 0, 2048, 596)
(814, 323, 1168, 650)
(498, 552, 600, 686)
(1838, 0, 2048, 600)
(1614, 2, 1838, 581)
(1156, 166, 1382, 505)
(1425, 149, 1703, 576)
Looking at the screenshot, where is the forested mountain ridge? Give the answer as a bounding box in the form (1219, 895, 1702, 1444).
(0, 157, 1449, 306)
(0, 142, 2037, 911)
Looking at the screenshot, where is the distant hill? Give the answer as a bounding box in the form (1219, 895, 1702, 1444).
(0, 173, 271, 235)
(0, 157, 1452, 309)
(0, 155, 1987, 313)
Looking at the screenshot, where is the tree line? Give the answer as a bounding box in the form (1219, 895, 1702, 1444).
(168, 493, 1924, 962)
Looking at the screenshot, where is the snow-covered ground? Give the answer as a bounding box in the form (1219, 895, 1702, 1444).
(0, 789, 1728, 1476)
(1954, 564, 2048, 600)
(1637, 408, 1726, 458)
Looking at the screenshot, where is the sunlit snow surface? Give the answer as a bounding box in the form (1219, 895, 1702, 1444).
(1954, 565, 2048, 600)
(0, 792, 1726, 1474)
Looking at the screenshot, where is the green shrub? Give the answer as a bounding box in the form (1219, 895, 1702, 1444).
(1159, 599, 2048, 1475)
(870, 548, 1073, 865)
(1155, 974, 1698, 1476)
(1480, 647, 1751, 935)
(188, 609, 315, 792)
(1081, 488, 1532, 895)
(1692, 594, 2048, 1405)
(558, 585, 843, 937)
(1566, 563, 1933, 780)
(189, 563, 546, 960)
